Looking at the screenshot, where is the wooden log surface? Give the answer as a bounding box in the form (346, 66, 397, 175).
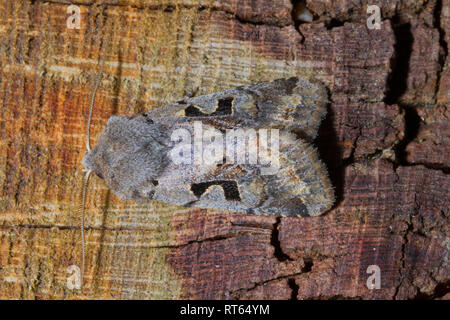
(0, 0, 448, 299)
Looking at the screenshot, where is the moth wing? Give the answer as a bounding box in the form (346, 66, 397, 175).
(187, 131, 334, 217)
(139, 78, 333, 215)
(253, 132, 334, 216)
(143, 130, 334, 217)
(146, 77, 328, 140)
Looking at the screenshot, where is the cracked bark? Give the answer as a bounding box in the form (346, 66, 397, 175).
(0, 0, 448, 299)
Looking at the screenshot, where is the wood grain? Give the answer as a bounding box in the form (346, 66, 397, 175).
(0, 0, 448, 299)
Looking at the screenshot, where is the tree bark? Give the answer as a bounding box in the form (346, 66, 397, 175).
(0, 0, 448, 299)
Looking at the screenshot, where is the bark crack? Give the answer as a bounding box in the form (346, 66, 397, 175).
(228, 257, 314, 299)
(0, 224, 255, 249)
(270, 217, 293, 262)
(393, 206, 414, 299)
(147, 233, 251, 249)
(433, 0, 448, 103)
(413, 280, 450, 299)
(288, 278, 299, 300)
(228, 271, 306, 299)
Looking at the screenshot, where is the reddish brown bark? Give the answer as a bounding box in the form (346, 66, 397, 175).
(0, 0, 448, 299)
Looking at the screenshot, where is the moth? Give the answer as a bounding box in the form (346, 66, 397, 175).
(82, 77, 334, 216)
(78, 76, 334, 283)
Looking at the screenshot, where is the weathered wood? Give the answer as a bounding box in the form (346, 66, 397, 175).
(0, 0, 448, 299)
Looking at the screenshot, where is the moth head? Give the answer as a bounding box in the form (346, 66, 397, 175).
(82, 115, 170, 199)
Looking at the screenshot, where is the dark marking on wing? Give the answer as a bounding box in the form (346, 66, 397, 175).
(184, 200, 197, 207)
(184, 105, 204, 117)
(142, 113, 154, 123)
(185, 97, 234, 117)
(191, 180, 241, 201)
(216, 97, 233, 115)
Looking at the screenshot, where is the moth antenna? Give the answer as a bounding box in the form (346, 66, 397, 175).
(79, 169, 91, 288)
(80, 60, 104, 288)
(86, 62, 105, 151)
